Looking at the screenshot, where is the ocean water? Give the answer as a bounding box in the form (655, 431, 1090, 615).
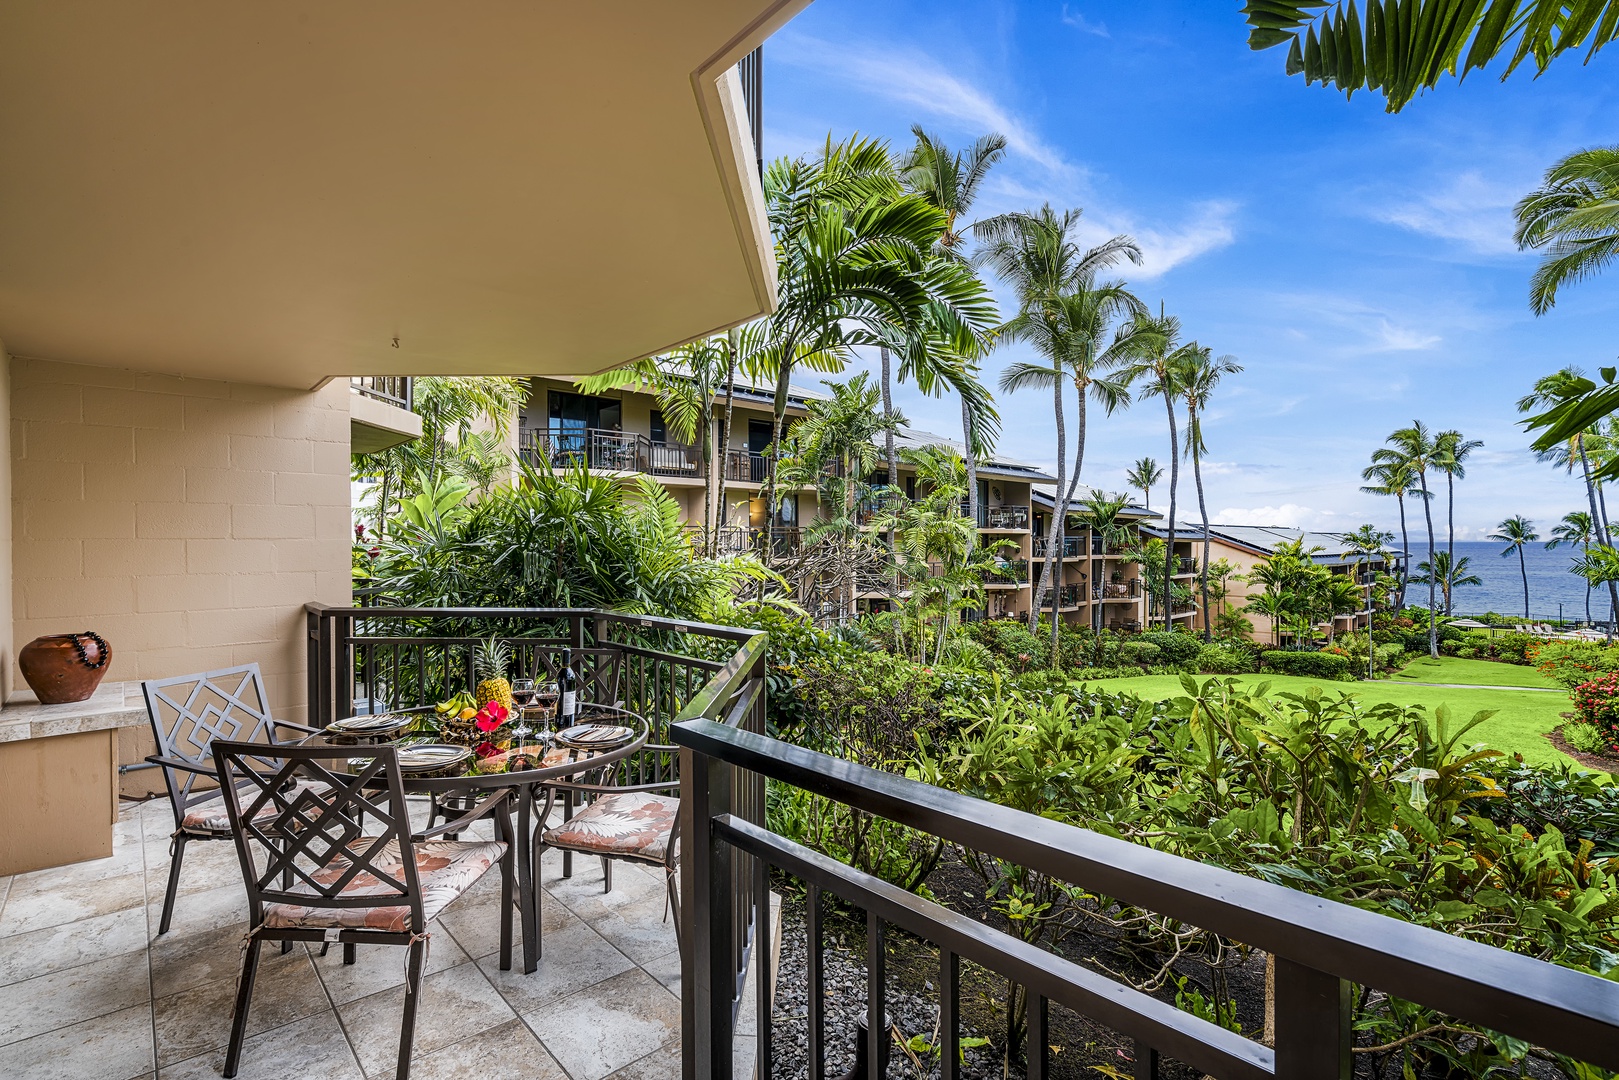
(1401, 540, 1601, 622)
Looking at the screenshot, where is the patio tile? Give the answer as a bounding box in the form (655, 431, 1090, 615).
(0, 869, 148, 937)
(438, 879, 579, 963)
(142, 838, 243, 904)
(310, 928, 468, 1006)
(148, 919, 252, 1000)
(476, 917, 634, 1015)
(528, 968, 681, 1080)
(337, 959, 515, 1078)
(152, 945, 324, 1066)
(579, 890, 678, 966)
(604, 1044, 681, 1080)
(0, 948, 150, 1045)
(406, 1018, 568, 1080)
(0, 1001, 155, 1080)
(157, 1011, 362, 1080)
(0, 905, 148, 987)
(145, 880, 248, 939)
(642, 948, 680, 996)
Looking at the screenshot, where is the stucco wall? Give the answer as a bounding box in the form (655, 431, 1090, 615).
(10, 358, 351, 721)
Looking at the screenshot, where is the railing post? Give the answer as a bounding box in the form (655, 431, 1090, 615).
(680, 742, 734, 1080)
(1272, 958, 1350, 1080)
(306, 608, 325, 727)
(336, 612, 354, 722)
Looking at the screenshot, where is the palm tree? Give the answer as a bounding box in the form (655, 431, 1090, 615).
(759, 136, 998, 539)
(1514, 147, 1619, 314)
(1126, 457, 1163, 511)
(1342, 524, 1397, 613)
(1240, 2, 1619, 113)
(1519, 366, 1619, 627)
(1491, 515, 1540, 619)
(1115, 309, 1196, 629)
(1432, 429, 1483, 615)
(1181, 346, 1243, 640)
(888, 127, 1008, 535)
(1546, 510, 1597, 624)
(1359, 459, 1418, 612)
(1372, 422, 1441, 656)
(1408, 552, 1485, 617)
(977, 204, 1140, 633)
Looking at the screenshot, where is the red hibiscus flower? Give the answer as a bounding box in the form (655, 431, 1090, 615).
(474, 741, 499, 759)
(474, 702, 509, 733)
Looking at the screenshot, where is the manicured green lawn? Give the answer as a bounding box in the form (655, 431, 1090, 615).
(1375, 654, 1562, 690)
(1076, 671, 1581, 768)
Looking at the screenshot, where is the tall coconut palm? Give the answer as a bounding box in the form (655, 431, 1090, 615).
(1372, 422, 1441, 656)
(1491, 515, 1540, 619)
(1519, 366, 1619, 626)
(977, 204, 1140, 632)
(1181, 346, 1243, 640)
(1514, 146, 1619, 315)
(1360, 459, 1418, 613)
(1342, 523, 1397, 613)
(1546, 510, 1598, 625)
(1126, 457, 1163, 511)
(1115, 309, 1195, 629)
(899, 127, 1008, 533)
(1433, 429, 1483, 615)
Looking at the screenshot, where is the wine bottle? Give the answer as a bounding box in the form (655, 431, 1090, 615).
(559, 648, 577, 725)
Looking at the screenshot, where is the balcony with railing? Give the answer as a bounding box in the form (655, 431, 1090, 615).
(521, 426, 701, 479)
(1056, 583, 1082, 608)
(1097, 578, 1141, 599)
(1174, 555, 1198, 576)
(986, 557, 1030, 585)
(1033, 535, 1084, 559)
(350, 376, 422, 453)
(983, 504, 1030, 531)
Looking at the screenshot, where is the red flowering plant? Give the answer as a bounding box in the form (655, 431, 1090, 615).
(1570, 671, 1619, 755)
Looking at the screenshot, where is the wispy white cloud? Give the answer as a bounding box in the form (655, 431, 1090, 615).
(1267, 291, 1446, 354)
(1213, 504, 1351, 529)
(772, 34, 1072, 173)
(1370, 170, 1530, 257)
(1060, 5, 1110, 37)
(1124, 200, 1239, 278)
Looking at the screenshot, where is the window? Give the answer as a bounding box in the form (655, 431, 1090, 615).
(650, 410, 667, 445)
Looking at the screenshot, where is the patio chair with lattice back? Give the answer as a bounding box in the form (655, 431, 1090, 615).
(211, 740, 513, 1080)
(143, 664, 323, 936)
(536, 734, 681, 947)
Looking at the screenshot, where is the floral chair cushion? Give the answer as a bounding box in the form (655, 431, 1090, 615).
(180, 782, 323, 834)
(262, 838, 506, 934)
(543, 792, 678, 864)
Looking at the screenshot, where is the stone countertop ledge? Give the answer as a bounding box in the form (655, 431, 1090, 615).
(0, 681, 147, 743)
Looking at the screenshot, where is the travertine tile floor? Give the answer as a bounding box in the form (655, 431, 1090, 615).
(0, 798, 692, 1080)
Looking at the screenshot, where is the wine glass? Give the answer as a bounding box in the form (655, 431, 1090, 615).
(533, 680, 560, 751)
(509, 679, 536, 743)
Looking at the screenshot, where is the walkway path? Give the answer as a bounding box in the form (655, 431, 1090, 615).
(1369, 680, 1564, 693)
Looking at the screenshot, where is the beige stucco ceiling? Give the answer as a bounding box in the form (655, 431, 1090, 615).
(0, 2, 803, 390)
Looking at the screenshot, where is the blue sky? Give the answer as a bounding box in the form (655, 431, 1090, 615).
(763, 1, 1619, 541)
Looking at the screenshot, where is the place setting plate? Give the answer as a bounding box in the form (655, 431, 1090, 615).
(554, 724, 634, 751)
(324, 712, 413, 742)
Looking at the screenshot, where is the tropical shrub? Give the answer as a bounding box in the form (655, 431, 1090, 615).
(1565, 721, 1610, 756)
(1137, 629, 1200, 665)
(1571, 673, 1619, 756)
(1535, 641, 1619, 689)
(1194, 641, 1258, 674)
(1375, 643, 1407, 670)
(1480, 760, 1619, 858)
(968, 618, 1051, 671)
(1260, 650, 1353, 680)
(1485, 631, 1540, 664)
(1062, 665, 1157, 682)
(1116, 639, 1162, 666)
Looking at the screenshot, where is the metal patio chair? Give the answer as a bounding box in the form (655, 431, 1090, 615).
(211, 740, 513, 1080)
(143, 664, 322, 936)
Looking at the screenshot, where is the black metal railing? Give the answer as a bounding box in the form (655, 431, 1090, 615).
(1176, 556, 1198, 575)
(675, 720, 1619, 1079)
(521, 427, 700, 479)
(1099, 579, 1141, 599)
(737, 46, 763, 181)
(983, 505, 1029, 530)
(1033, 535, 1084, 559)
(1056, 583, 1082, 607)
(723, 448, 768, 484)
(350, 376, 414, 410)
(987, 558, 1029, 585)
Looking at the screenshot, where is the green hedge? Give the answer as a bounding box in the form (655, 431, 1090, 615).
(1261, 650, 1354, 680)
(1138, 630, 1200, 665)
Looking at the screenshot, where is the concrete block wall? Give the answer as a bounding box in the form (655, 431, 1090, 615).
(11, 357, 352, 724)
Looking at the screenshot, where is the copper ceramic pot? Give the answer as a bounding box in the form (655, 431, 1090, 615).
(19, 632, 111, 704)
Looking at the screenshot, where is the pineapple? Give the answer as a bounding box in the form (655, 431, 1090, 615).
(473, 637, 514, 712)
